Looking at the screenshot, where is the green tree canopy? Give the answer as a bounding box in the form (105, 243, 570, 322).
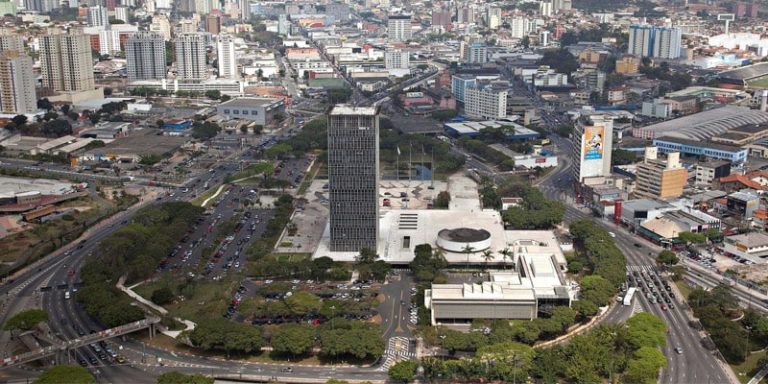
(270, 324, 315, 356)
(656, 250, 679, 265)
(388, 360, 418, 383)
(34, 365, 94, 384)
(626, 312, 668, 349)
(4, 309, 48, 331)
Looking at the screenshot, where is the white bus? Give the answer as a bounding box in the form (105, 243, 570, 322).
(623, 287, 637, 306)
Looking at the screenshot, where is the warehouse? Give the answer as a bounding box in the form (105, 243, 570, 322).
(217, 97, 285, 126)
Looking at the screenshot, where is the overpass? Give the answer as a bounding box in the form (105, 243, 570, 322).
(1, 317, 160, 368)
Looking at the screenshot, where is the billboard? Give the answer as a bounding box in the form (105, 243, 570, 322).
(583, 126, 605, 161)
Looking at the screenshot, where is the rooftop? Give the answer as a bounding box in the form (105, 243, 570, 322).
(637, 106, 768, 141)
(727, 232, 768, 247)
(329, 105, 377, 116)
(654, 136, 748, 153)
(219, 97, 283, 108)
(719, 62, 768, 81)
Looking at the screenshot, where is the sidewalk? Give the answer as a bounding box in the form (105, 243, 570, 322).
(117, 276, 196, 338)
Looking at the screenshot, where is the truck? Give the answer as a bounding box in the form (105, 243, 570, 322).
(623, 287, 637, 306)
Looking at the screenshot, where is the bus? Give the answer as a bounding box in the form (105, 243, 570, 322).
(623, 287, 637, 306)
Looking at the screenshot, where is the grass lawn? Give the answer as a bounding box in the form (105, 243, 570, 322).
(731, 350, 767, 384)
(191, 184, 222, 207)
(272, 253, 311, 262)
(675, 280, 693, 300)
(166, 273, 243, 321)
(748, 77, 768, 89)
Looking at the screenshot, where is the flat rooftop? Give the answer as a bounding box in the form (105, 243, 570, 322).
(219, 97, 283, 108)
(83, 130, 186, 157)
(313, 209, 568, 267)
(329, 105, 377, 115)
(0, 176, 74, 199)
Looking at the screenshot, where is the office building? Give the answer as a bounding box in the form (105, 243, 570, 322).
(0, 51, 36, 114)
(114, 7, 128, 22)
(387, 15, 412, 42)
(486, 6, 501, 29)
(457, 6, 475, 23)
(0, 34, 23, 53)
(125, 32, 166, 82)
(98, 29, 121, 55)
(431, 10, 451, 29)
(327, 105, 380, 252)
(40, 30, 95, 92)
(465, 44, 488, 64)
(628, 24, 681, 59)
(616, 55, 640, 74)
(464, 86, 507, 120)
(205, 14, 220, 34)
(217, 33, 238, 79)
(540, 30, 550, 47)
(175, 33, 208, 80)
(451, 74, 476, 103)
(510, 17, 530, 39)
(634, 147, 687, 200)
(87, 5, 109, 28)
(149, 15, 172, 41)
(278, 14, 289, 36)
(695, 159, 731, 186)
(384, 49, 409, 70)
(539, 1, 553, 16)
(571, 114, 613, 183)
(239, 0, 250, 20)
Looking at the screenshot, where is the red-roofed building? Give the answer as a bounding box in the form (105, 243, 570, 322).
(716, 170, 768, 192)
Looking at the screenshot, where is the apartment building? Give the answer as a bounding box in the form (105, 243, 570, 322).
(634, 147, 688, 200)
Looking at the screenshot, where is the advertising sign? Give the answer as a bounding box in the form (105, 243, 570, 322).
(583, 126, 605, 161)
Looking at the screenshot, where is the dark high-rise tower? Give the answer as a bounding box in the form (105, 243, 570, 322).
(327, 105, 380, 252)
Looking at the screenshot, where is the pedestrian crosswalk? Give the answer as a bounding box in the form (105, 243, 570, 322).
(379, 337, 413, 371)
(627, 265, 659, 274)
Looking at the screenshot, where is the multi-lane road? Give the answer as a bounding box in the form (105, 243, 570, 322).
(538, 126, 734, 384)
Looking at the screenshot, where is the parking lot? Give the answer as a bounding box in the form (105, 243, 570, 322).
(158, 184, 273, 280)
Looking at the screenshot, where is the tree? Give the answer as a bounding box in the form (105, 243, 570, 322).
(433, 191, 451, 208)
(285, 291, 322, 315)
(240, 125, 249, 134)
(481, 249, 495, 267)
(678, 231, 706, 244)
(37, 98, 54, 111)
(579, 275, 615, 307)
(431, 109, 458, 121)
(271, 324, 315, 356)
(555, 124, 572, 137)
(265, 143, 292, 159)
(623, 346, 667, 384)
(410, 244, 448, 282)
(499, 247, 514, 270)
(388, 360, 418, 383)
(34, 365, 94, 384)
(572, 299, 599, 319)
(156, 372, 213, 384)
(205, 90, 222, 100)
(11, 114, 27, 128)
(612, 148, 637, 165)
(151, 287, 174, 305)
(656, 250, 679, 265)
(4, 309, 48, 331)
(625, 312, 667, 349)
(519, 35, 531, 49)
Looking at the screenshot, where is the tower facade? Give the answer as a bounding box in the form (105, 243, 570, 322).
(175, 32, 208, 80)
(0, 51, 36, 114)
(327, 105, 380, 252)
(40, 30, 95, 92)
(217, 33, 237, 79)
(125, 32, 166, 81)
